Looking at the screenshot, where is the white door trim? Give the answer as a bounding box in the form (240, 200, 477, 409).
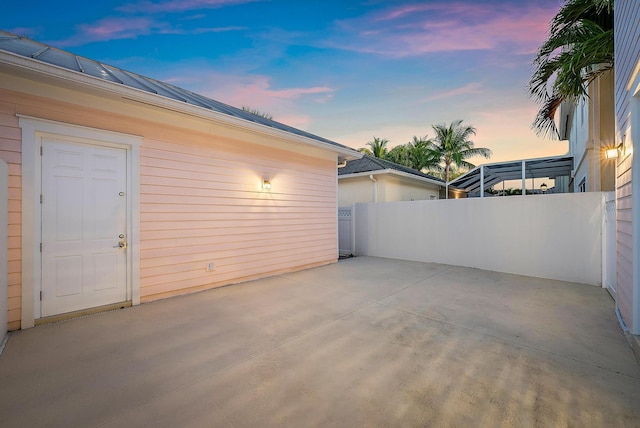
(19, 116, 141, 328)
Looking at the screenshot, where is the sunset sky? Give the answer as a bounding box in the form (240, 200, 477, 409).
(2, 0, 568, 163)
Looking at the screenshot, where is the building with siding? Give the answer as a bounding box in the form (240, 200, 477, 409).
(614, 0, 640, 353)
(338, 155, 444, 206)
(0, 32, 359, 330)
(558, 70, 616, 193)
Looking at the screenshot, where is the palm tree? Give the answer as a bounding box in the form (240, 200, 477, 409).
(427, 120, 492, 183)
(407, 136, 440, 171)
(385, 144, 410, 166)
(528, 0, 613, 138)
(359, 137, 389, 158)
(385, 136, 438, 171)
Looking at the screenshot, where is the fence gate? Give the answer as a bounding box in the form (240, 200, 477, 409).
(338, 206, 354, 257)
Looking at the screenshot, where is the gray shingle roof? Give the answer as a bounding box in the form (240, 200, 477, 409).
(339, 155, 444, 182)
(0, 31, 354, 153)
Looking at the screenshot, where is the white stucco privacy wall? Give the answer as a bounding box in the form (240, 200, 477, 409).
(354, 193, 606, 285)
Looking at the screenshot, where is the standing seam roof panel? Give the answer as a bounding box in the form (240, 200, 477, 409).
(0, 31, 355, 152)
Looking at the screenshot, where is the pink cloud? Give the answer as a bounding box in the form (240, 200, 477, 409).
(331, 2, 556, 57)
(117, 0, 261, 14)
(192, 26, 246, 34)
(374, 4, 435, 21)
(165, 71, 334, 130)
(55, 17, 244, 46)
(422, 82, 483, 102)
(55, 17, 174, 46)
(215, 77, 331, 129)
(196, 75, 334, 106)
(81, 17, 164, 39)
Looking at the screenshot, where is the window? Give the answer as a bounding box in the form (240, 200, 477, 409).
(578, 177, 586, 192)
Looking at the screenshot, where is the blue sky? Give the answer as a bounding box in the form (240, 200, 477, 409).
(3, 0, 568, 163)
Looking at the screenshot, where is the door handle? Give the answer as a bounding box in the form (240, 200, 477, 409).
(114, 240, 127, 249)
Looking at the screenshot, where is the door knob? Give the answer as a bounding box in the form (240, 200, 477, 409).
(114, 240, 127, 249)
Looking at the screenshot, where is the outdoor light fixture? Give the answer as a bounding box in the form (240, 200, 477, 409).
(605, 144, 622, 160)
(262, 179, 271, 191)
(540, 183, 547, 193)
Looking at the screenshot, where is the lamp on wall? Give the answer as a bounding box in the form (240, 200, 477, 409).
(605, 144, 622, 159)
(262, 179, 271, 191)
(540, 183, 547, 193)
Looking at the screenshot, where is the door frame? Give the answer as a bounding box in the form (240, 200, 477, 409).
(19, 116, 142, 328)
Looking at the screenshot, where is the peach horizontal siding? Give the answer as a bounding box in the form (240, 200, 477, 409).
(0, 81, 339, 327)
(0, 99, 21, 330)
(614, 0, 640, 329)
(139, 137, 337, 301)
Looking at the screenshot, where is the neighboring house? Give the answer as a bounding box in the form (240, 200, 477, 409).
(337, 155, 444, 206)
(0, 32, 359, 330)
(614, 0, 640, 352)
(558, 70, 616, 192)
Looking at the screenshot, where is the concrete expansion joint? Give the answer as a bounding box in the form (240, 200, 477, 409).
(372, 266, 454, 305)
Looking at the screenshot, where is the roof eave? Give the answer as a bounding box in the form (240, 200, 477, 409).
(0, 50, 361, 160)
(339, 169, 444, 186)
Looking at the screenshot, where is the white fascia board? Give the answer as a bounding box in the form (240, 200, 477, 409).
(0, 51, 360, 160)
(339, 169, 444, 187)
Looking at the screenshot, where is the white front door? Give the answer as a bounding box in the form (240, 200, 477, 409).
(41, 139, 128, 317)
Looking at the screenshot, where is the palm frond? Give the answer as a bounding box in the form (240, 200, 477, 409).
(365, 137, 389, 158)
(532, 95, 563, 139)
(528, 0, 614, 138)
(462, 147, 492, 159)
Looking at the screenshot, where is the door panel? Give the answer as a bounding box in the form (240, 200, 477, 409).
(41, 139, 127, 317)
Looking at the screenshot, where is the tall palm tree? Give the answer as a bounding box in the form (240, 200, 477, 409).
(528, 0, 614, 138)
(359, 137, 389, 158)
(428, 120, 492, 183)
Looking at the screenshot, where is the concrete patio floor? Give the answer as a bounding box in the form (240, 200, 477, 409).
(1, 256, 639, 427)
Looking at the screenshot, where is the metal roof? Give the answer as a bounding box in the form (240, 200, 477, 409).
(448, 155, 574, 193)
(338, 155, 444, 183)
(0, 31, 355, 154)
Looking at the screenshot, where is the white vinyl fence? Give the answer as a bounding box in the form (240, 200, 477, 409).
(353, 192, 610, 285)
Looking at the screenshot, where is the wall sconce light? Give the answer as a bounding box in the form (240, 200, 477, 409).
(605, 144, 622, 159)
(262, 179, 271, 191)
(540, 183, 547, 193)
